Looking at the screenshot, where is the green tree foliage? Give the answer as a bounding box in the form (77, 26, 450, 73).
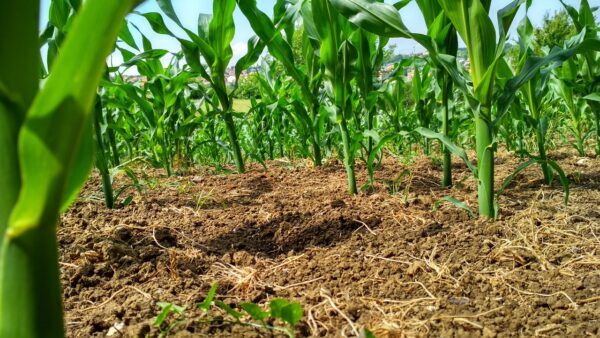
(534, 10, 576, 51)
(234, 72, 261, 99)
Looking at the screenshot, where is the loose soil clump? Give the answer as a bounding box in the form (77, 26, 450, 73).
(60, 150, 600, 337)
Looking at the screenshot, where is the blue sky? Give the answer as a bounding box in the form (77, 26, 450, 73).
(40, 0, 597, 66)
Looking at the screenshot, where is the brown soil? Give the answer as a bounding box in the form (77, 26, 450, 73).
(60, 150, 600, 337)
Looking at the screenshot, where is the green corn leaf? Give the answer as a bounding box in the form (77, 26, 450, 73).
(49, 0, 71, 32)
(332, 0, 438, 56)
(363, 129, 381, 144)
(497, 158, 537, 197)
(497, 158, 570, 205)
(433, 196, 475, 219)
(118, 22, 138, 50)
(209, 0, 236, 70)
(330, 0, 411, 38)
(235, 36, 266, 81)
(497, 0, 527, 42)
(584, 93, 600, 102)
(0, 0, 40, 240)
(290, 101, 313, 130)
(416, 0, 442, 27)
(8, 0, 135, 237)
(351, 29, 375, 96)
(122, 49, 169, 68)
(236, 0, 309, 90)
(60, 120, 94, 212)
(415, 127, 477, 176)
(437, 0, 497, 86)
(67, 0, 82, 12)
(141, 4, 216, 69)
(546, 159, 570, 205)
(178, 39, 213, 82)
(154, 0, 201, 45)
(141, 12, 175, 36)
(129, 22, 153, 51)
(156, 0, 184, 27)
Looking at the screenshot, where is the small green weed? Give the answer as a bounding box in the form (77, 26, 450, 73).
(385, 169, 413, 195)
(176, 179, 194, 194)
(153, 283, 304, 337)
(201, 282, 303, 337)
(153, 302, 187, 337)
(195, 189, 215, 210)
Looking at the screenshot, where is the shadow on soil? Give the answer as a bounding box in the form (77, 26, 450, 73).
(200, 212, 381, 258)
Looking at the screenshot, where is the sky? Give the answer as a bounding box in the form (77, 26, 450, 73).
(39, 0, 598, 67)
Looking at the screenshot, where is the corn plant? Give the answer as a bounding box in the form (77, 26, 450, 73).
(333, 0, 600, 217)
(0, 0, 136, 336)
(494, 8, 574, 196)
(514, 10, 556, 184)
(141, 0, 265, 174)
(93, 95, 117, 208)
(414, 0, 459, 187)
(552, 58, 591, 156)
(245, 60, 309, 162)
(42, 2, 132, 209)
(38, 0, 81, 75)
(330, 0, 518, 215)
(411, 60, 435, 154)
(237, 0, 327, 167)
(561, 0, 600, 156)
(311, 0, 363, 193)
(433, 0, 529, 218)
(379, 63, 408, 135)
(348, 22, 390, 169)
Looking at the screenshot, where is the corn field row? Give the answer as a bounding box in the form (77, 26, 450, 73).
(0, 0, 599, 336)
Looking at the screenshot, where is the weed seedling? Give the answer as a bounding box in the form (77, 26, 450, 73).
(197, 283, 304, 337)
(153, 302, 187, 337)
(195, 189, 215, 210)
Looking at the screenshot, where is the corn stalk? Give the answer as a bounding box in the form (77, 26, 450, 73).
(0, 0, 136, 336)
(311, 0, 360, 193)
(415, 0, 458, 187)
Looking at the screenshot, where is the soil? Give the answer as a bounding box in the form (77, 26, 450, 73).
(60, 150, 600, 337)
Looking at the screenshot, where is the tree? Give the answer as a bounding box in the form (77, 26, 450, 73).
(382, 43, 397, 65)
(234, 72, 261, 99)
(534, 10, 576, 52)
(291, 25, 305, 66)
